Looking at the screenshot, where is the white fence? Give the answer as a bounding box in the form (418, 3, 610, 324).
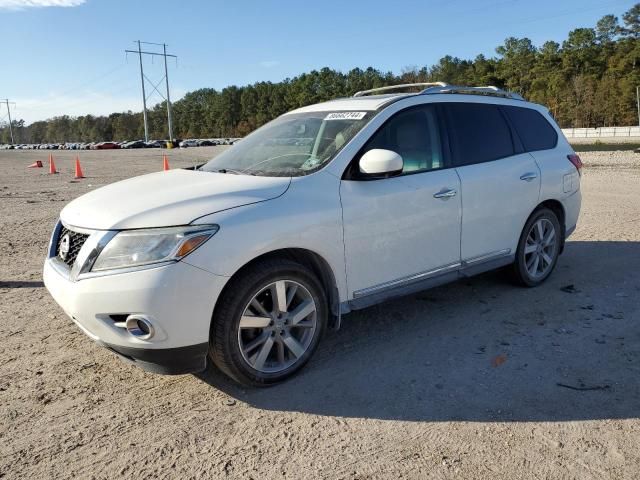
(562, 126, 640, 138)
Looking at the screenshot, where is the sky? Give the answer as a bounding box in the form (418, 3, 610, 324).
(0, 0, 635, 124)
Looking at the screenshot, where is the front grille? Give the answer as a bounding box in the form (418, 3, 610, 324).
(56, 226, 90, 267)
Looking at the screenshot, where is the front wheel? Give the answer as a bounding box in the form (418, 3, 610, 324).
(512, 208, 562, 287)
(209, 258, 327, 386)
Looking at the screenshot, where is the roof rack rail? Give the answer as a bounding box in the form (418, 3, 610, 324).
(353, 82, 448, 97)
(421, 84, 524, 101)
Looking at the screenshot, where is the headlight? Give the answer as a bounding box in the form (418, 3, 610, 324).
(91, 225, 219, 272)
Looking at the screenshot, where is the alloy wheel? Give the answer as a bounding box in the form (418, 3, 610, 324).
(237, 280, 317, 373)
(524, 218, 557, 279)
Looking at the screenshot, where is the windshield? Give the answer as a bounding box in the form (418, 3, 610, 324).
(201, 111, 374, 176)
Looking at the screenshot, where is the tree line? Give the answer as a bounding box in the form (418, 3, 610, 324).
(2, 4, 639, 144)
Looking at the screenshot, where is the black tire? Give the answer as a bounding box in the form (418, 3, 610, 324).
(209, 258, 327, 386)
(512, 207, 562, 287)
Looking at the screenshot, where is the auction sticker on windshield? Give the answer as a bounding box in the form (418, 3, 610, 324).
(324, 112, 367, 120)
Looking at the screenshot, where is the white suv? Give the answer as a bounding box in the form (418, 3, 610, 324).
(44, 83, 582, 386)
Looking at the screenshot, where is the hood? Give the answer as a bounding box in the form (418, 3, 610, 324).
(61, 169, 290, 230)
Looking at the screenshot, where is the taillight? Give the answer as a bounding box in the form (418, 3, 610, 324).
(567, 153, 583, 176)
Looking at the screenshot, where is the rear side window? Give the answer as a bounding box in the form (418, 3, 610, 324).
(503, 106, 558, 152)
(443, 103, 515, 166)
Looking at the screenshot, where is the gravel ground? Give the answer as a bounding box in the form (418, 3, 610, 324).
(1, 148, 639, 479)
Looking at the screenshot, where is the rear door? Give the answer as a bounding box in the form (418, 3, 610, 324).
(502, 105, 578, 198)
(442, 102, 541, 262)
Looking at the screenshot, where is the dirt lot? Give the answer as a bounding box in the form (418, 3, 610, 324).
(1, 147, 639, 479)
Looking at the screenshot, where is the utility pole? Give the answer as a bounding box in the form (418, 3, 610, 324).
(125, 41, 177, 143)
(136, 41, 149, 142)
(0, 99, 16, 144)
(163, 43, 173, 141)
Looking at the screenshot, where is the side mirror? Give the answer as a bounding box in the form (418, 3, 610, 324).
(359, 149, 403, 178)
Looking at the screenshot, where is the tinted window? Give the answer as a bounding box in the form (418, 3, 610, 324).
(444, 103, 515, 166)
(361, 105, 443, 174)
(503, 106, 558, 152)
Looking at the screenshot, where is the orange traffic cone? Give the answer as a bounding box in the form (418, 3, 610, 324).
(162, 154, 170, 171)
(48, 154, 58, 174)
(28, 160, 43, 168)
(74, 156, 85, 179)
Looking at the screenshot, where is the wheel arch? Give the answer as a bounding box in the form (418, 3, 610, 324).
(211, 248, 341, 335)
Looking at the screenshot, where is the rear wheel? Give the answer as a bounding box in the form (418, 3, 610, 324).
(512, 208, 562, 287)
(209, 258, 327, 386)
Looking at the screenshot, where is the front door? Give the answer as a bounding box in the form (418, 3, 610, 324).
(340, 105, 462, 298)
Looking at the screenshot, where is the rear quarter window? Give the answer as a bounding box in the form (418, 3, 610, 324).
(503, 106, 558, 152)
(443, 103, 515, 167)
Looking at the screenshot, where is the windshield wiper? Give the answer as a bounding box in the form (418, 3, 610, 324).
(213, 153, 319, 177)
(217, 168, 238, 174)
(216, 168, 256, 175)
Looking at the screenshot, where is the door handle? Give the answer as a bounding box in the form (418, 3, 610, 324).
(520, 172, 538, 182)
(433, 188, 457, 199)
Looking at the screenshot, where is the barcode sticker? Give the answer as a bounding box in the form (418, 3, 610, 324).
(324, 112, 367, 121)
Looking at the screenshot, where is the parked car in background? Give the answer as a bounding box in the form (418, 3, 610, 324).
(179, 139, 199, 148)
(123, 140, 147, 149)
(95, 142, 120, 150)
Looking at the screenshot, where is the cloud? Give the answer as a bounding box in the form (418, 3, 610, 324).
(259, 60, 280, 68)
(0, 0, 86, 10)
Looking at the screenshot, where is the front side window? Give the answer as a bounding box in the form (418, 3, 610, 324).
(444, 103, 515, 167)
(201, 111, 374, 177)
(359, 105, 443, 174)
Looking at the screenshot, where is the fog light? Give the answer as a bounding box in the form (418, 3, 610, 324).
(125, 314, 155, 340)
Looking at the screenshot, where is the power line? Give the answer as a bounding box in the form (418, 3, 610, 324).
(0, 99, 16, 143)
(125, 41, 177, 142)
(48, 64, 127, 102)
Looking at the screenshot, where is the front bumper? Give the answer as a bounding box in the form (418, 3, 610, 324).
(101, 342, 209, 375)
(43, 256, 228, 374)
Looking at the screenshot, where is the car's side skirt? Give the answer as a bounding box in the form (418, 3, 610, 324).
(347, 250, 513, 311)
